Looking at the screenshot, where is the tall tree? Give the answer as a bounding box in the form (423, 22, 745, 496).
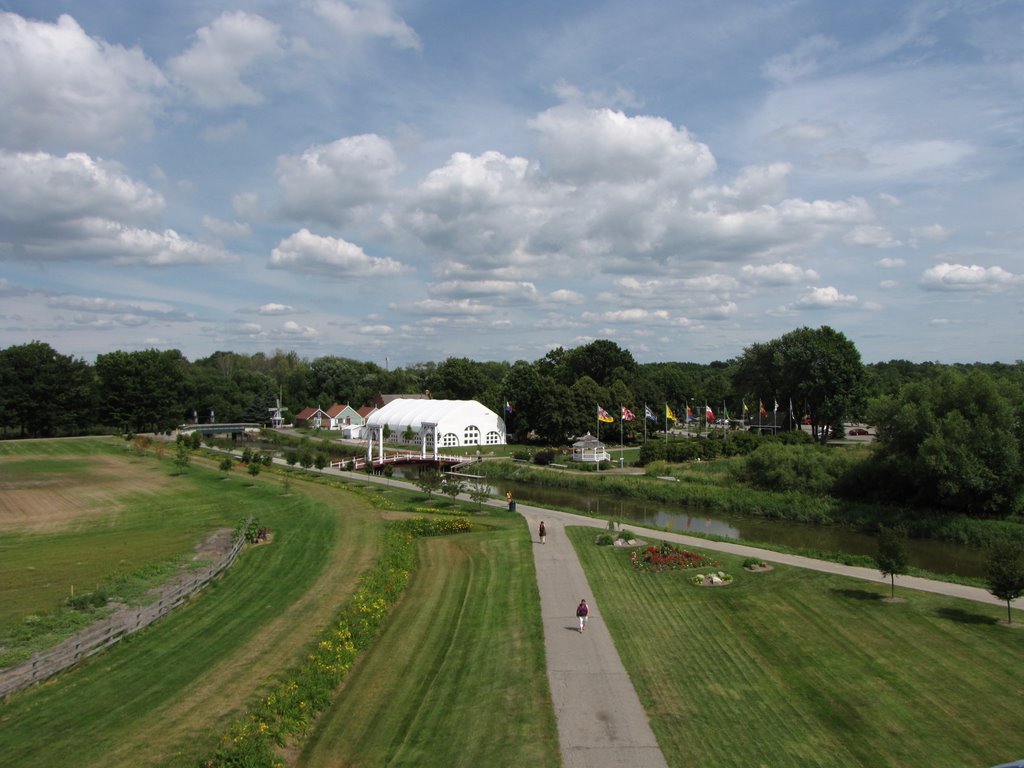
(0, 341, 94, 437)
(95, 349, 185, 433)
(735, 326, 864, 441)
(866, 369, 1023, 517)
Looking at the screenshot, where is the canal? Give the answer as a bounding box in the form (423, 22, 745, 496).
(396, 466, 989, 579)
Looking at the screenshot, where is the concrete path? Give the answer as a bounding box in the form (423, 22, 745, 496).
(516, 502, 669, 768)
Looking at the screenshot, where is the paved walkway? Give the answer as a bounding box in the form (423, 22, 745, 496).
(516, 502, 668, 768)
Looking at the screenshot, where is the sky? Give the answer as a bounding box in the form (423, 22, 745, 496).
(1, 0, 1022, 367)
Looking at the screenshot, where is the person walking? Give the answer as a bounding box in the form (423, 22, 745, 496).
(576, 598, 589, 633)
(506, 490, 515, 511)
(539, 520, 547, 544)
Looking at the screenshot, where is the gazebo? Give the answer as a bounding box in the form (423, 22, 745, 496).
(572, 433, 610, 463)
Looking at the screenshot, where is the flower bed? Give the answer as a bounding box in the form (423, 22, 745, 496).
(631, 543, 719, 573)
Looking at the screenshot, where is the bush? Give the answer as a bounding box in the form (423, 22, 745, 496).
(533, 449, 557, 466)
(595, 533, 615, 546)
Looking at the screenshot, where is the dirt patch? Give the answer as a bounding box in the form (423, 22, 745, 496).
(0, 453, 173, 533)
(744, 564, 774, 573)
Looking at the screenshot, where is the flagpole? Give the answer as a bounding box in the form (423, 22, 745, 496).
(619, 405, 624, 469)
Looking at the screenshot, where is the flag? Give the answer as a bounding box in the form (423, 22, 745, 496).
(759, 400, 768, 418)
(705, 404, 716, 422)
(666, 404, 677, 422)
(788, 398, 795, 420)
(621, 406, 636, 421)
(644, 404, 657, 421)
(686, 404, 695, 422)
(774, 399, 779, 414)
(505, 401, 513, 414)
(597, 405, 614, 423)
(743, 401, 749, 414)
(722, 403, 730, 420)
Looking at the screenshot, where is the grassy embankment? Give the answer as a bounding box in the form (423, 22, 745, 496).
(568, 525, 1024, 768)
(0, 438, 558, 768)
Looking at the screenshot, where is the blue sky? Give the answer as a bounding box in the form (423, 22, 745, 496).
(1, 0, 1022, 366)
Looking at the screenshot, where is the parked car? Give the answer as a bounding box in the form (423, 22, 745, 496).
(848, 427, 869, 436)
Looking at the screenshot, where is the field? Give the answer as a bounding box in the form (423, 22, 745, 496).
(0, 439, 558, 767)
(3, 438, 1023, 767)
(567, 526, 1024, 768)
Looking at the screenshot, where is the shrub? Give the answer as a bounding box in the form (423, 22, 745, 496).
(595, 533, 615, 546)
(533, 449, 557, 466)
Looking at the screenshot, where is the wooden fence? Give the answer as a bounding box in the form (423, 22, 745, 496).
(0, 529, 247, 699)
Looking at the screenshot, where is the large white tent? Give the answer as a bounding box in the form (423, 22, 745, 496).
(364, 398, 506, 453)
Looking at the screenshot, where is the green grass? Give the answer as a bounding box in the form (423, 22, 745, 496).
(0, 441, 385, 768)
(297, 511, 560, 767)
(567, 526, 1024, 768)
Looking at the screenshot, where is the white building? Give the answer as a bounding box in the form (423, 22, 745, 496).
(364, 398, 506, 462)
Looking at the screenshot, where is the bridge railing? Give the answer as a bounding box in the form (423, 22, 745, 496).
(330, 452, 475, 471)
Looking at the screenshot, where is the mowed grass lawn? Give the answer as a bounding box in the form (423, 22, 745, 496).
(0, 438, 384, 767)
(568, 527, 1024, 768)
(0, 439, 558, 768)
(297, 510, 559, 767)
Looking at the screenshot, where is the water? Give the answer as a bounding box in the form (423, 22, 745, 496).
(396, 467, 989, 579)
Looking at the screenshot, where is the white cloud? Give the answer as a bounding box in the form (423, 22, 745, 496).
(528, 103, 716, 186)
(0, 151, 163, 232)
(169, 11, 285, 108)
(281, 320, 319, 337)
(255, 303, 296, 315)
(845, 225, 900, 248)
(548, 289, 584, 304)
(276, 134, 402, 223)
(920, 262, 1018, 291)
(877, 257, 905, 268)
(269, 229, 410, 277)
(400, 298, 490, 315)
(792, 286, 859, 309)
(312, 0, 421, 51)
(0, 13, 166, 150)
(429, 280, 539, 302)
(46, 295, 188, 320)
(0, 151, 234, 265)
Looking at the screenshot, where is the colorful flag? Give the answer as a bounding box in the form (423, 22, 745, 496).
(759, 400, 768, 418)
(621, 406, 636, 421)
(597, 405, 614, 423)
(686, 404, 695, 422)
(743, 401, 749, 414)
(666, 404, 677, 422)
(705, 404, 716, 422)
(722, 403, 730, 420)
(644, 404, 657, 421)
(505, 401, 513, 414)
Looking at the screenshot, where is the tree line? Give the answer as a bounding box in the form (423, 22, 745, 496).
(2, 327, 1023, 519)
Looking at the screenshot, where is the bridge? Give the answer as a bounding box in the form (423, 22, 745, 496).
(177, 423, 261, 438)
(331, 452, 481, 473)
